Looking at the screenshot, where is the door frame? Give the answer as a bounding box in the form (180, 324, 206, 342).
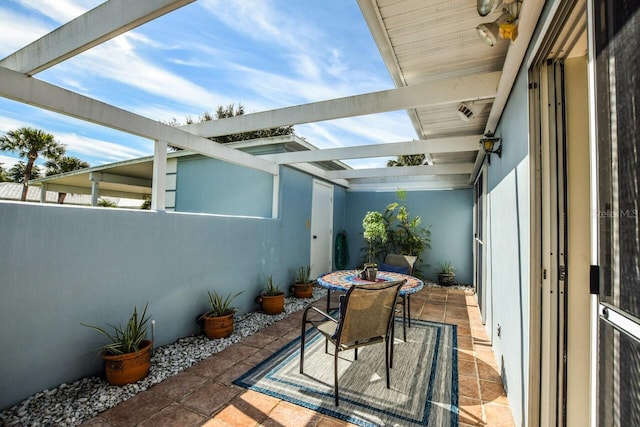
(310, 179, 334, 279)
(473, 165, 488, 325)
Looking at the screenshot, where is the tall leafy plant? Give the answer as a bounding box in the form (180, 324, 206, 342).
(362, 210, 387, 264)
(361, 190, 431, 276)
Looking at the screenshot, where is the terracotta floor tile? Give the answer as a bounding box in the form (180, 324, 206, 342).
(458, 348, 476, 362)
(211, 390, 280, 426)
(245, 348, 275, 366)
(477, 361, 502, 383)
(483, 402, 515, 426)
(180, 382, 241, 416)
(241, 332, 279, 349)
(316, 415, 358, 426)
(79, 417, 115, 426)
(480, 380, 509, 405)
(457, 325, 472, 336)
(217, 343, 261, 360)
(259, 401, 321, 427)
(137, 403, 204, 427)
(101, 391, 172, 427)
(150, 371, 209, 401)
(186, 355, 236, 378)
(217, 362, 254, 385)
(458, 359, 478, 378)
(457, 336, 474, 350)
(263, 337, 292, 352)
(458, 374, 481, 400)
(459, 396, 484, 426)
(260, 324, 295, 338)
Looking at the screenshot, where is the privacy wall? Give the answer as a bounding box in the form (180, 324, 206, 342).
(0, 165, 332, 410)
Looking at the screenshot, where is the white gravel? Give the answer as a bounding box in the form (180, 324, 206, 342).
(0, 289, 327, 427)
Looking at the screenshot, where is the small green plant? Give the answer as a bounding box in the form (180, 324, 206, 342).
(81, 303, 150, 355)
(439, 261, 456, 274)
(295, 265, 311, 284)
(362, 210, 387, 264)
(205, 290, 244, 317)
(264, 275, 283, 296)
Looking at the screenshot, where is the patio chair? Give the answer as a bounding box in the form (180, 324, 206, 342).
(300, 280, 405, 406)
(381, 254, 418, 341)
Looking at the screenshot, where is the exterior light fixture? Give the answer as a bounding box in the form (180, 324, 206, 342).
(480, 133, 502, 158)
(477, 0, 499, 16)
(457, 103, 475, 121)
(476, 11, 518, 46)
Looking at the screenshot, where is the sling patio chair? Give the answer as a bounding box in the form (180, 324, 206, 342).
(300, 280, 405, 406)
(381, 254, 418, 341)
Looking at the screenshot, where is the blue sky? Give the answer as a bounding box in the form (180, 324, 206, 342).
(0, 0, 417, 170)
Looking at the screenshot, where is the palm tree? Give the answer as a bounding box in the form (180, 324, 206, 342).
(0, 127, 66, 201)
(45, 156, 90, 204)
(8, 162, 41, 183)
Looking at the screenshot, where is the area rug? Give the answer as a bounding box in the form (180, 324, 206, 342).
(233, 317, 458, 426)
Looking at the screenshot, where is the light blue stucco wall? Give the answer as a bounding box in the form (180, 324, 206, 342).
(175, 155, 273, 217)
(343, 189, 473, 284)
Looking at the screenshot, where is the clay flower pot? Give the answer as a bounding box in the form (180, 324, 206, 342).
(291, 283, 313, 299)
(257, 293, 285, 315)
(203, 311, 235, 339)
(102, 340, 152, 386)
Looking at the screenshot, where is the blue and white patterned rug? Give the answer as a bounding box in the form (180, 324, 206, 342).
(234, 317, 458, 427)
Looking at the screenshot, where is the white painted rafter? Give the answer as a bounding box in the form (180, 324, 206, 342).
(0, 66, 278, 176)
(325, 163, 474, 180)
(0, 0, 196, 75)
(182, 72, 501, 138)
(260, 136, 481, 164)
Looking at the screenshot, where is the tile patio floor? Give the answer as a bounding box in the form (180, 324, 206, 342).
(82, 287, 515, 427)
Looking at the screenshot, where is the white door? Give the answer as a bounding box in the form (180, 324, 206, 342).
(310, 180, 333, 279)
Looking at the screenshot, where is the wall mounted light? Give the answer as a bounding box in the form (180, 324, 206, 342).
(476, 11, 518, 46)
(480, 133, 502, 158)
(477, 0, 500, 17)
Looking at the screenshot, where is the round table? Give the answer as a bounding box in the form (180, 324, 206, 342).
(316, 269, 424, 341)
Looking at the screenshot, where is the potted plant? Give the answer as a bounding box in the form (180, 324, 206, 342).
(81, 303, 152, 386)
(362, 210, 387, 281)
(200, 290, 243, 339)
(437, 261, 456, 286)
(290, 265, 313, 298)
(256, 275, 285, 314)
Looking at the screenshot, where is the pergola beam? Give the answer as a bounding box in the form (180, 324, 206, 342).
(182, 72, 501, 138)
(260, 136, 481, 164)
(0, 66, 278, 176)
(0, 0, 196, 75)
(326, 163, 474, 180)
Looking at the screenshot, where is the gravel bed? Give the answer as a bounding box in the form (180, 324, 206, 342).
(0, 281, 472, 426)
(0, 289, 327, 427)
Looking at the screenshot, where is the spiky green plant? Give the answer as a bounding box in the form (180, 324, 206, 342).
(295, 265, 312, 284)
(264, 275, 283, 296)
(81, 303, 150, 355)
(205, 290, 244, 317)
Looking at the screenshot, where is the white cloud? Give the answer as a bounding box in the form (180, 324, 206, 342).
(0, 154, 21, 168)
(0, 8, 51, 55)
(57, 132, 151, 163)
(16, 0, 98, 23)
(0, 116, 29, 134)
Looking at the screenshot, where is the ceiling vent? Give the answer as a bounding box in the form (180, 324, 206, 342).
(457, 103, 475, 121)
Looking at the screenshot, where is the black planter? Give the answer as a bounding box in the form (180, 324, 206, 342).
(437, 273, 455, 286)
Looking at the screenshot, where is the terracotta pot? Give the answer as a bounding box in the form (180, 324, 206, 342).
(102, 340, 152, 386)
(203, 311, 234, 339)
(437, 273, 455, 286)
(259, 293, 285, 315)
(291, 283, 313, 299)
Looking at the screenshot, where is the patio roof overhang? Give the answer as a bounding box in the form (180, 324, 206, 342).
(1, 0, 546, 196)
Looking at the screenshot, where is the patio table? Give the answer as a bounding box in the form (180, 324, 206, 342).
(316, 269, 423, 341)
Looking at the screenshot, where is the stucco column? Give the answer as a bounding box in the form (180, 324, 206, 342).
(152, 140, 167, 211)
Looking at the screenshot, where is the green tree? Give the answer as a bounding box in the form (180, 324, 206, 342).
(8, 161, 41, 183)
(387, 154, 426, 167)
(0, 127, 65, 201)
(0, 163, 10, 182)
(97, 198, 117, 208)
(167, 104, 295, 150)
(45, 156, 90, 204)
